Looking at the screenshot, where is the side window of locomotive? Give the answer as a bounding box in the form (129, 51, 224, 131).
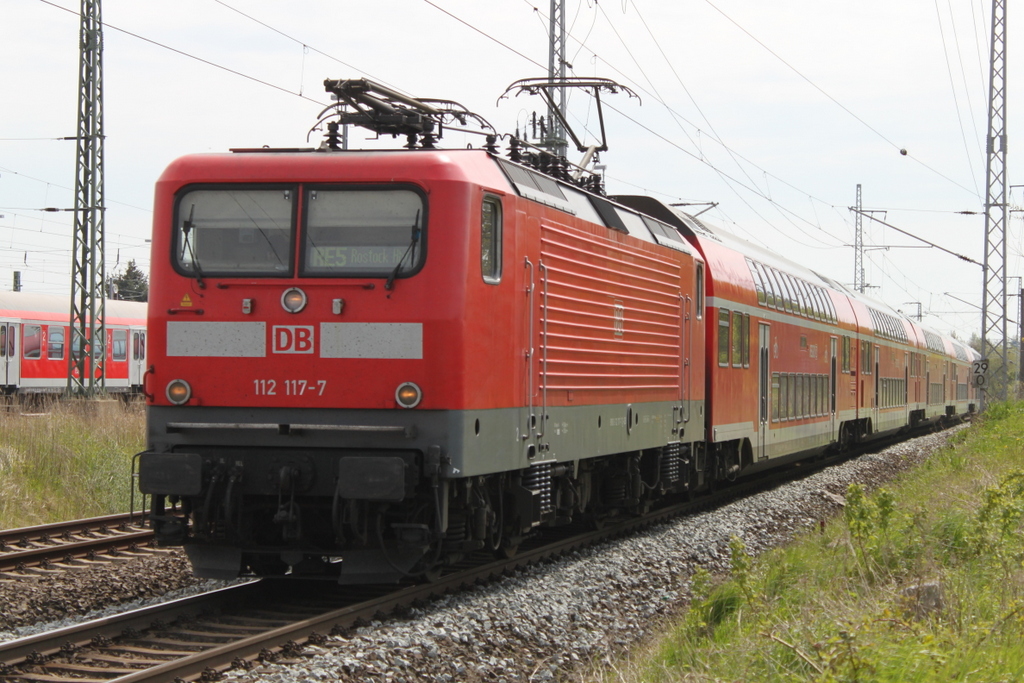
(302, 187, 425, 278)
(112, 329, 128, 362)
(47, 326, 65, 360)
(23, 325, 41, 360)
(718, 309, 730, 366)
(481, 196, 502, 284)
(175, 188, 294, 276)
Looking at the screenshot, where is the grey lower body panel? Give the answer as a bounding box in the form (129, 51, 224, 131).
(146, 400, 706, 480)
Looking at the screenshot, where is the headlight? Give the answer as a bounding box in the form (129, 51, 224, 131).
(395, 382, 422, 408)
(166, 379, 192, 405)
(281, 287, 307, 313)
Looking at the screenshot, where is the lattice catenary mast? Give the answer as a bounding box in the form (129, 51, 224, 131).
(981, 0, 1008, 403)
(854, 184, 865, 293)
(545, 0, 568, 157)
(69, 0, 106, 396)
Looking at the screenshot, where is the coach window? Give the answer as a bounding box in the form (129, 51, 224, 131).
(718, 309, 731, 366)
(47, 326, 64, 360)
(842, 336, 851, 372)
(771, 373, 780, 421)
(0, 326, 5, 357)
(696, 264, 704, 319)
(23, 325, 41, 360)
(742, 314, 750, 367)
(757, 263, 777, 308)
(481, 196, 502, 283)
(731, 311, 743, 367)
(779, 373, 789, 420)
(112, 330, 128, 362)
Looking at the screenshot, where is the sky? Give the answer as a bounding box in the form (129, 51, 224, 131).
(0, 0, 1018, 342)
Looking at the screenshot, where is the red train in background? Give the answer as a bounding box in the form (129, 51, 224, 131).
(0, 291, 147, 394)
(138, 79, 978, 583)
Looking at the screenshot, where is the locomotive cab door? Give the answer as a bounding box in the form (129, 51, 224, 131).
(0, 322, 19, 390)
(757, 323, 770, 460)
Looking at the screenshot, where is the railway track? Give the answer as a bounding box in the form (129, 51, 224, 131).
(0, 451, 848, 682)
(0, 513, 156, 576)
(0, 425, 956, 682)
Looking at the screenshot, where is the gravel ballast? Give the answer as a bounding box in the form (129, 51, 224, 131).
(219, 427, 962, 683)
(0, 427, 961, 679)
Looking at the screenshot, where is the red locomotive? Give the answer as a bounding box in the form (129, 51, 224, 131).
(138, 79, 977, 583)
(0, 291, 147, 394)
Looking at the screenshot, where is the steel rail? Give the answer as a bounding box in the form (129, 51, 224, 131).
(0, 512, 154, 574)
(0, 422, 960, 681)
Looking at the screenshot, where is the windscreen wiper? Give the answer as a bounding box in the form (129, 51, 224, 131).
(385, 210, 421, 291)
(181, 204, 206, 289)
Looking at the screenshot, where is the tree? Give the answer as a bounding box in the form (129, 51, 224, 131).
(106, 259, 149, 301)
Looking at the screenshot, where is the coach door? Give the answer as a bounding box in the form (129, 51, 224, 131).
(758, 323, 771, 460)
(0, 322, 19, 388)
(830, 337, 838, 440)
(129, 328, 147, 388)
(873, 345, 881, 433)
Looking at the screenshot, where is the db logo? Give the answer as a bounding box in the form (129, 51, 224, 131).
(272, 326, 314, 354)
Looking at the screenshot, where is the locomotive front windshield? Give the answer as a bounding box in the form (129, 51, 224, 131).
(175, 188, 294, 276)
(301, 188, 424, 277)
(172, 185, 425, 279)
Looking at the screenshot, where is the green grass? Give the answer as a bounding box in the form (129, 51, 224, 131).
(590, 403, 1024, 683)
(0, 398, 145, 529)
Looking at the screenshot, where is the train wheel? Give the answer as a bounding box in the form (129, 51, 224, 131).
(497, 541, 519, 559)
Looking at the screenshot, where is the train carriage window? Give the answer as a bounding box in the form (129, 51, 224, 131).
(771, 372, 780, 421)
(481, 196, 503, 284)
(788, 374, 798, 419)
(175, 187, 294, 277)
(798, 374, 806, 417)
(783, 274, 800, 315)
(757, 263, 777, 308)
(842, 336, 851, 372)
(811, 375, 819, 416)
(747, 258, 767, 306)
(810, 286, 826, 321)
(0, 326, 5, 357)
(731, 311, 743, 368)
(112, 329, 128, 362)
(796, 280, 812, 317)
(769, 269, 792, 314)
(47, 326, 64, 360)
(302, 187, 426, 278)
(779, 373, 789, 420)
(741, 313, 750, 367)
(695, 264, 704, 319)
(718, 309, 731, 366)
(23, 325, 41, 360)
